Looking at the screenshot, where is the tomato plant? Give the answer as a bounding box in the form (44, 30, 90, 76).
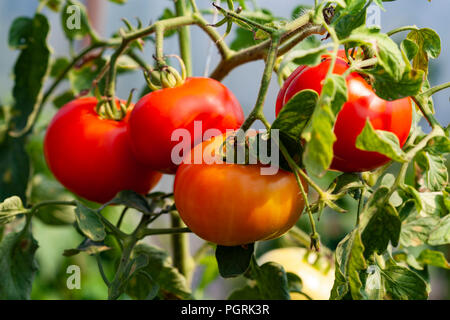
(0, 0, 449, 302)
(276, 54, 413, 172)
(128, 77, 244, 174)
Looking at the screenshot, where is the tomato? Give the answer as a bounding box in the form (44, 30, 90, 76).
(259, 247, 335, 300)
(174, 133, 307, 246)
(44, 97, 162, 203)
(276, 54, 413, 172)
(128, 77, 245, 174)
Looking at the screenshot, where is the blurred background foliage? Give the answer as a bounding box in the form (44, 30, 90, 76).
(0, 0, 448, 300)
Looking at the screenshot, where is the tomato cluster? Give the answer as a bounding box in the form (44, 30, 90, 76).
(44, 52, 413, 245)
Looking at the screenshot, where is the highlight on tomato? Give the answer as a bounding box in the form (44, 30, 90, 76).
(174, 132, 308, 246)
(128, 77, 245, 174)
(259, 247, 335, 300)
(276, 51, 413, 172)
(44, 97, 162, 204)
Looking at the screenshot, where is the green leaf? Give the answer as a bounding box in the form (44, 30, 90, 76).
(68, 57, 107, 95)
(0, 196, 29, 225)
(330, 229, 367, 300)
(401, 215, 439, 247)
(10, 14, 51, 132)
(228, 284, 261, 300)
(360, 202, 401, 256)
(0, 224, 39, 299)
(365, 66, 424, 101)
(74, 202, 106, 242)
(61, 0, 91, 40)
(380, 263, 428, 300)
(279, 46, 328, 73)
(250, 262, 291, 300)
(302, 75, 347, 177)
(215, 244, 254, 278)
(416, 249, 449, 269)
(195, 255, 220, 297)
(406, 28, 441, 75)
(415, 151, 448, 192)
(0, 137, 30, 203)
(105, 190, 153, 215)
(52, 90, 75, 109)
(271, 90, 318, 141)
(63, 238, 111, 257)
(332, 0, 367, 39)
(50, 57, 70, 78)
(355, 120, 408, 163)
(401, 38, 419, 61)
(39, 0, 63, 11)
(126, 244, 193, 300)
(427, 215, 450, 246)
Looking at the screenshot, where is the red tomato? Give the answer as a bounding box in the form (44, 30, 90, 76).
(174, 133, 307, 246)
(276, 55, 413, 172)
(128, 77, 245, 174)
(44, 97, 162, 203)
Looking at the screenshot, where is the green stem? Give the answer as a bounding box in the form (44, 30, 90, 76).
(189, 0, 199, 13)
(386, 25, 419, 37)
(406, 127, 445, 160)
(240, 34, 280, 132)
(96, 253, 111, 287)
(116, 207, 129, 229)
(138, 226, 192, 238)
(420, 81, 450, 97)
(175, 0, 193, 77)
(411, 96, 440, 129)
(170, 214, 194, 284)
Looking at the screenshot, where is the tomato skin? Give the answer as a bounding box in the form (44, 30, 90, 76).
(128, 77, 245, 174)
(174, 133, 307, 246)
(276, 56, 413, 172)
(44, 97, 162, 203)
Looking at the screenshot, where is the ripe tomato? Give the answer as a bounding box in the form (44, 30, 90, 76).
(276, 54, 413, 172)
(259, 247, 335, 300)
(44, 97, 162, 203)
(174, 133, 307, 246)
(128, 77, 245, 174)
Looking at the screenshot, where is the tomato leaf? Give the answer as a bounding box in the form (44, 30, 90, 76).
(406, 28, 441, 75)
(0, 137, 30, 204)
(302, 75, 347, 177)
(125, 244, 193, 300)
(380, 262, 428, 300)
(9, 14, 51, 132)
(360, 203, 401, 256)
(0, 196, 29, 225)
(74, 202, 106, 242)
(105, 190, 153, 215)
(364, 66, 424, 101)
(355, 120, 408, 163)
(401, 39, 419, 62)
(215, 244, 254, 278)
(332, 0, 367, 40)
(63, 238, 111, 257)
(228, 284, 261, 300)
(331, 229, 367, 300)
(271, 90, 318, 142)
(249, 262, 291, 300)
(0, 224, 39, 299)
(416, 249, 450, 269)
(279, 46, 328, 74)
(427, 215, 450, 246)
(68, 57, 107, 95)
(415, 151, 449, 192)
